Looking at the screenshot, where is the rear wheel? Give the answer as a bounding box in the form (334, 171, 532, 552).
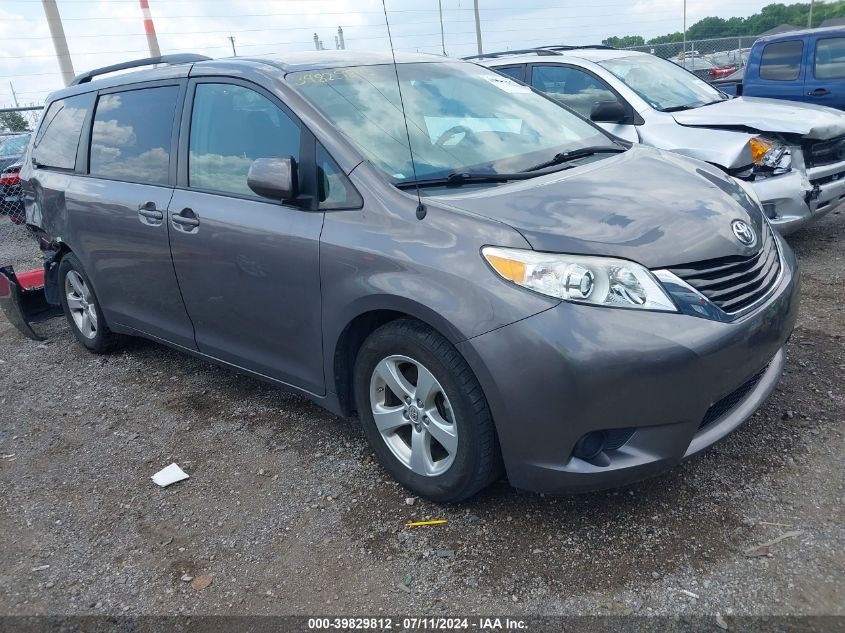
(58, 253, 126, 353)
(354, 319, 501, 502)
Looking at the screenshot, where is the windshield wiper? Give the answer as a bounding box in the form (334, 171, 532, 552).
(660, 104, 698, 112)
(520, 145, 626, 173)
(396, 171, 539, 189)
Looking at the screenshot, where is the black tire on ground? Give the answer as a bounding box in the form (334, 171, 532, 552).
(353, 318, 502, 503)
(58, 253, 127, 354)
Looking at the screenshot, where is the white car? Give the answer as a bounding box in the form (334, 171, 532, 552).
(473, 45, 845, 234)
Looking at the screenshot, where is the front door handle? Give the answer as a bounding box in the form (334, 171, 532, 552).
(808, 88, 830, 97)
(138, 201, 163, 225)
(171, 207, 200, 232)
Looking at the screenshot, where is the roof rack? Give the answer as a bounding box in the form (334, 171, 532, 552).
(70, 54, 212, 86)
(463, 44, 615, 61)
(539, 44, 616, 51)
(463, 48, 562, 61)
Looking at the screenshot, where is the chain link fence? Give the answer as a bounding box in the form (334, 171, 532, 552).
(626, 36, 759, 81)
(1, 106, 42, 270)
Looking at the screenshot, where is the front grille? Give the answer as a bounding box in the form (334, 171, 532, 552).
(698, 364, 769, 430)
(668, 224, 780, 315)
(805, 135, 845, 168)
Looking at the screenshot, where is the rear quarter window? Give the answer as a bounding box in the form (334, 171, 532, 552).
(31, 93, 94, 170)
(759, 40, 804, 81)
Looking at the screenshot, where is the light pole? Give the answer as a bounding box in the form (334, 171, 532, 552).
(139, 0, 161, 58)
(808, 0, 815, 28)
(473, 0, 482, 55)
(40, 0, 75, 86)
(438, 0, 446, 55)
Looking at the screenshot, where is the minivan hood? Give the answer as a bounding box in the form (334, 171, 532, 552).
(672, 97, 845, 139)
(429, 146, 764, 269)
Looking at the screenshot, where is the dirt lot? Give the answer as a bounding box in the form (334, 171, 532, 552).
(0, 211, 842, 619)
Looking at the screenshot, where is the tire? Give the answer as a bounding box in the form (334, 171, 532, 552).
(354, 319, 502, 503)
(58, 253, 127, 354)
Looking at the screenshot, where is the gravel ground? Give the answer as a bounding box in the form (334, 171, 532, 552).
(0, 211, 842, 618)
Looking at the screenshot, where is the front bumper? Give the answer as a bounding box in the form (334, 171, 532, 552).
(457, 237, 800, 495)
(751, 162, 845, 235)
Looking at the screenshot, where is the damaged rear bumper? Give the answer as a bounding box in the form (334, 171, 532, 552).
(0, 266, 63, 340)
(751, 163, 845, 235)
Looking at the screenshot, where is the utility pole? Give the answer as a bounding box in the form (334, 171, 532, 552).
(438, 0, 446, 55)
(9, 82, 19, 108)
(808, 0, 815, 27)
(682, 0, 687, 58)
(229, 35, 237, 56)
(40, 0, 75, 87)
(139, 0, 161, 57)
(473, 0, 482, 55)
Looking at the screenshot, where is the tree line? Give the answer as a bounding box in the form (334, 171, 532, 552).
(602, 0, 845, 47)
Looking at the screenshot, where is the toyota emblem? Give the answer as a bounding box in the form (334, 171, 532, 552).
(731, 220, 757, 247)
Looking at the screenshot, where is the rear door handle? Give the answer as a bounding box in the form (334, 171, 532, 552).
(138, 201, 163, 225)
(808, 88, 830, 96)
(171, 207, 200, 232)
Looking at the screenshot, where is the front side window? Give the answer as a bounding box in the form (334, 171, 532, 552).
(289, 62, 613, 184)
(531, 65, 618, 117)
(32, 93, 94, 170)
(89, 86, 179, 185)
(815, 37, 845, 79)
(189, 83, 301, 197)
(599, 55, 725, 111)
(760, 40, 804, 81)
(317, 144, 362, 209)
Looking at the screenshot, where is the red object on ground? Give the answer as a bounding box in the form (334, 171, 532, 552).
(16, 268, 45, 290)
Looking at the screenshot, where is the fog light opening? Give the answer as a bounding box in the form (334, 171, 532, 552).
(762, 203, 777, 219)
(573, 431, 606, 461)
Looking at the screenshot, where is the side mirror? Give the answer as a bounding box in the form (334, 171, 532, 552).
(247, 157, 298, 201)
(590, 100, 628, 124)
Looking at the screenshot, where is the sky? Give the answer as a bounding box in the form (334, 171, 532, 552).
(1, 0, 779, 108)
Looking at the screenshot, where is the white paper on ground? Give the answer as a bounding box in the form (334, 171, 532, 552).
(151, 463, 190, 487)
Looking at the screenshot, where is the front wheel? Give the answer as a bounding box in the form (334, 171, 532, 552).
(354, 319, 501, 503)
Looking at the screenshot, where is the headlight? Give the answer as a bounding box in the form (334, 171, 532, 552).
(482, 247, 677, 312)
(748, 137, 791, 171)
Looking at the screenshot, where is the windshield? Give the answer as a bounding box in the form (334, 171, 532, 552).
(599, 55, 725, 111)
(288, 62, 614, 183)
(0, 134, 30, 156)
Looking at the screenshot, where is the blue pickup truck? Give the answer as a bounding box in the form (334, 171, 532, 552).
(717, 26, 845, 109)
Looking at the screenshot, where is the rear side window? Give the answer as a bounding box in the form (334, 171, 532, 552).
(495, 66, 526, 83)
(189, 83, 301, 197)
(89, 86, 179, 185)
(815, 37, 845, 79)
(759, 40, 804, 81)
(32, 93, 94, 170)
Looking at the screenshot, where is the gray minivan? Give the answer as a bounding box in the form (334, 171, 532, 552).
(7, 52, 799, 502)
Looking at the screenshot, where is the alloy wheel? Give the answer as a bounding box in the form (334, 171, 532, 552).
(65, 270, 98, 339)
(369, 354, 459, 476)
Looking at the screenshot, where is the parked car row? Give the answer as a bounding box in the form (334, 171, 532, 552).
(0, 50, 809, 502)
(475, 44, 845, 234)
(0, 132, 30, 225)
